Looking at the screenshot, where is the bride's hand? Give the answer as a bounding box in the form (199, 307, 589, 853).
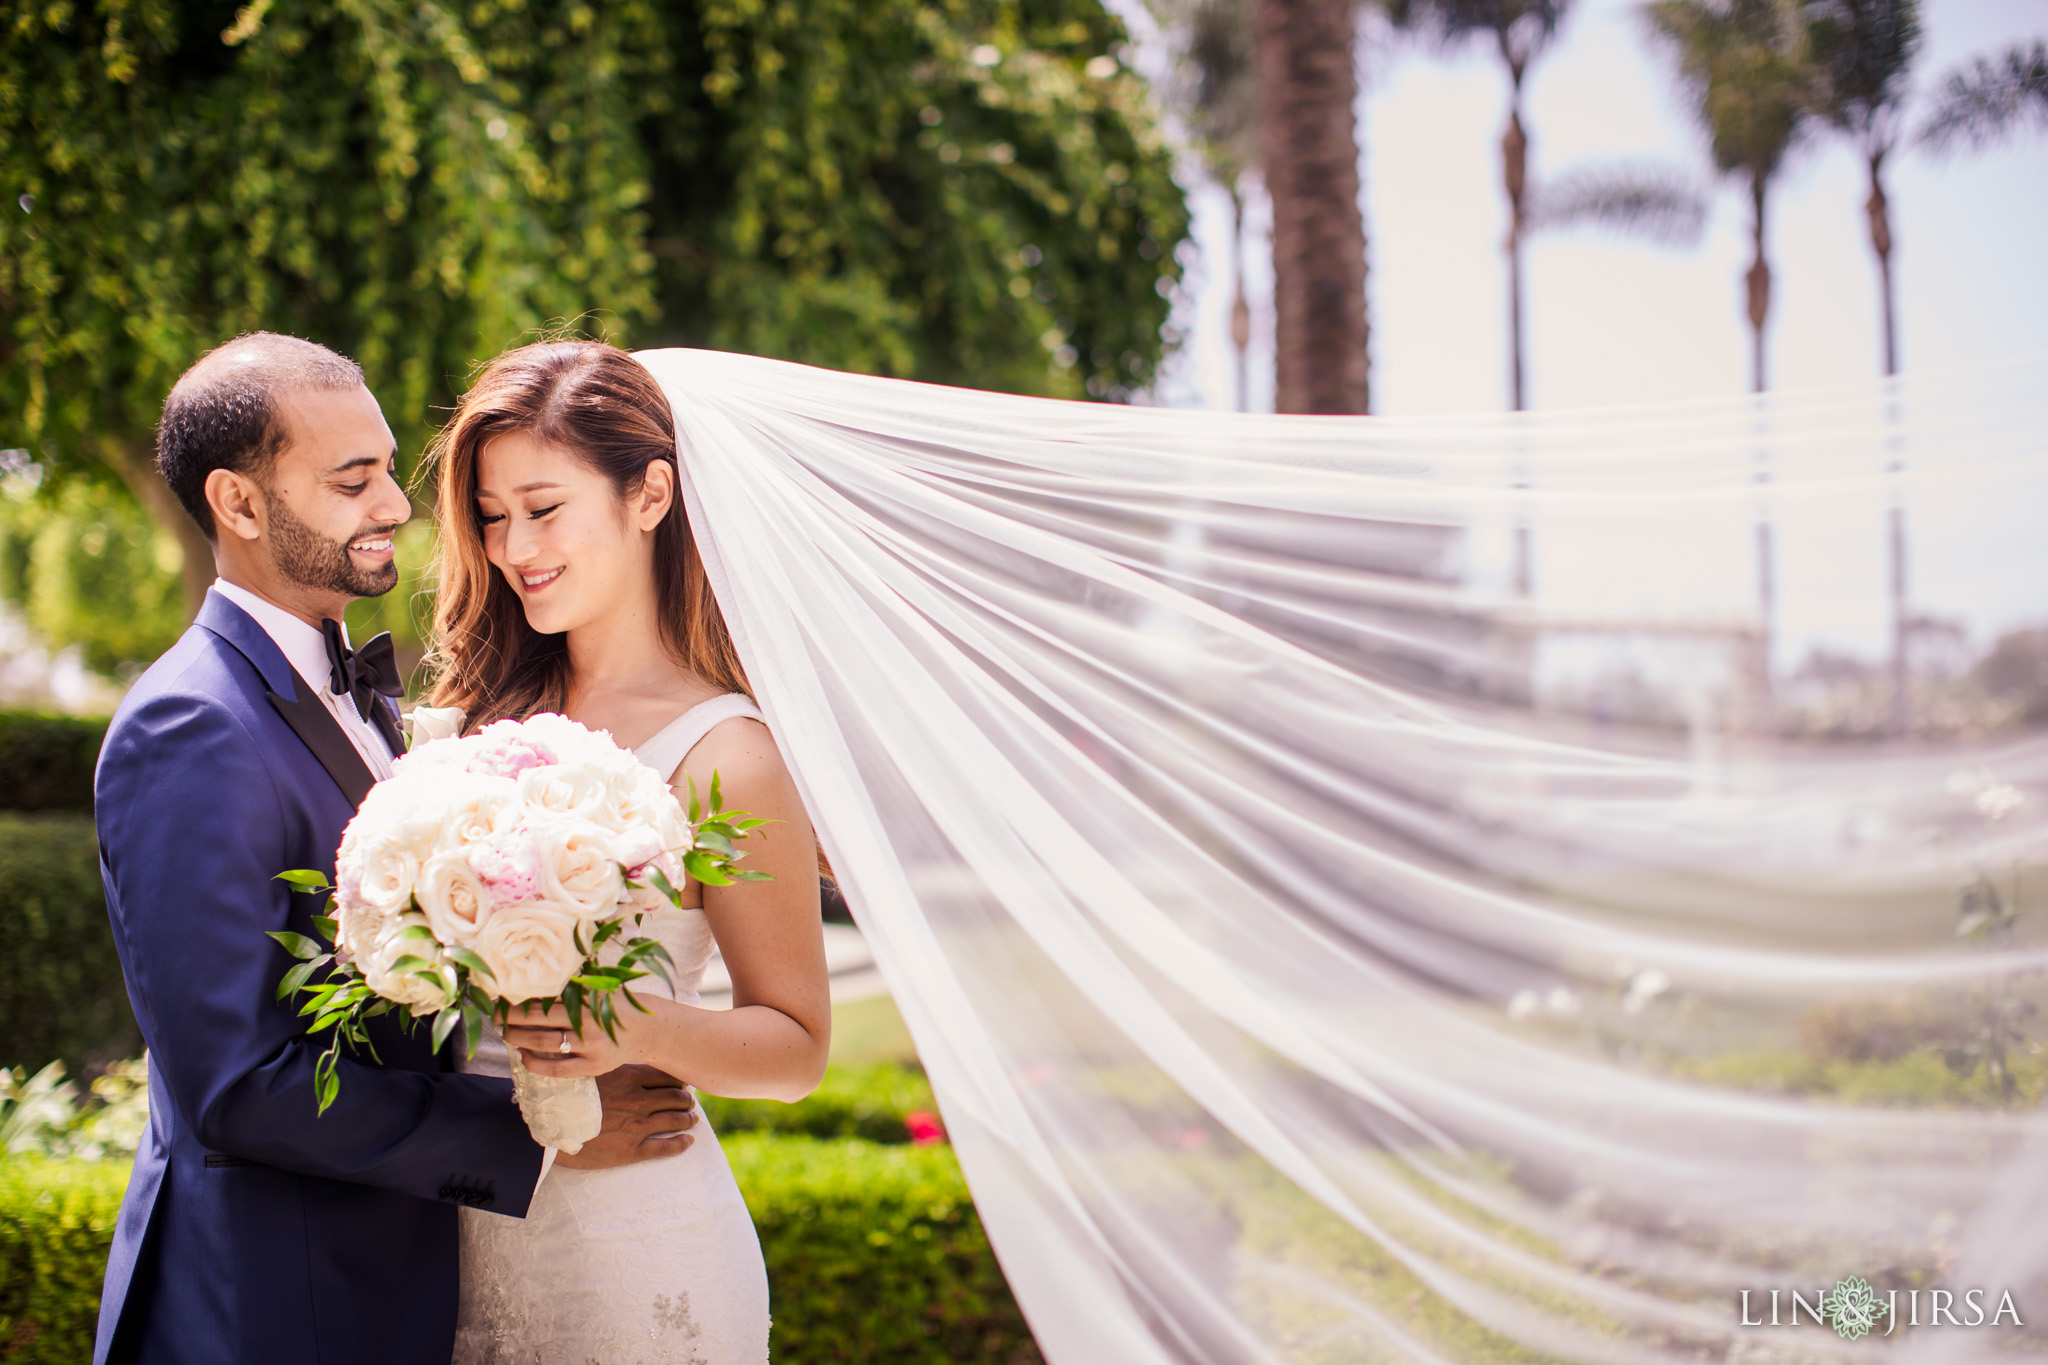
(505, 1000, 645, 1077)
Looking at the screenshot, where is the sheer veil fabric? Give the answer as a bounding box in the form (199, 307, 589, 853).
(633, 348, 2048, 1364)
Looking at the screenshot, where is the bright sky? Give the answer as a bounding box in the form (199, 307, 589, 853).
(1136, 0, 2048, 672)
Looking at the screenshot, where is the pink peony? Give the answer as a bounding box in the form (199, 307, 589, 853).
(468, 736, 557, 781)
(467, 830, 543, 908)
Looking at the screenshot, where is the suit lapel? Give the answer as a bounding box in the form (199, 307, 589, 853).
(268, 671, 376, 809)
(197, 588, 389, 811)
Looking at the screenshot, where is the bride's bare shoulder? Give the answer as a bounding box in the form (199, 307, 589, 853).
(673, 710, 782, 789)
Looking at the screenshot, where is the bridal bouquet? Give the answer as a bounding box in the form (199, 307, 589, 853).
(269, 713, 767, 1151)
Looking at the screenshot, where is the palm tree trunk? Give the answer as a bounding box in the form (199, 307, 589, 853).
(1501, 73, 1528, 412)
(1867, 149, 1909, 734)
(1256, 0, 1370, 414)
(1744, 170, 1770, 396)
(1745, 167, 1775, 721)
(1867, 153, 1897, 379)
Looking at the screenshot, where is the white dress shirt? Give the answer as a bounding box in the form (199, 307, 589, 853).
(213, 578, 396, 781)
(215, 578, 560, 1181)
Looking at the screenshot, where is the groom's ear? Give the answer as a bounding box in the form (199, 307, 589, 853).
(204, 466, 268, 543)
(635, 458, 676, 532)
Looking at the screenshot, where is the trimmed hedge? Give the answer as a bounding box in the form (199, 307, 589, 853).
(0, 815, 137, 1077)
(0, 1138, 1041, 1365)
(0, 712, 105, 813)
(730, 1135, 1038, 1364)
(0, 1158, 130, 1364)
(704, 1063, 937, 1144)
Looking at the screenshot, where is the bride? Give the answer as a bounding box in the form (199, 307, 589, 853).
(420, 338, 829, 1363)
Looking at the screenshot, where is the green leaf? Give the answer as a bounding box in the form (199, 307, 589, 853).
(683, 851, 734, 886)
(275, 957, 326, 1001)
(562, 981, 584, 1036)
(461, 999, 485, 1058)
(392, 924, 439, 943)
(431, 1004, 462, 1052)
(708, 769, 723, 814)
(696, 829, 736, 859)
(686, 774, 702, 824)
(387, 954, 436, 975)
(267, 930, 326, 961)
(650, 865, 685, 908)
(445, 945, 494, 979)
(735, 869, 776, 882)
(275, 869, 333, 892)
(311, 915, 339, 939)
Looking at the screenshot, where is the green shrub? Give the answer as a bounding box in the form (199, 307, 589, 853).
(727, 1135, 1040, 1364)
(703, 1062, 936, 1144)
(0, 814, 137, 1076)
(0, 1158, 130, 1364)
(0, 1139, 1041, 1365)
(0, 712, 106, 813)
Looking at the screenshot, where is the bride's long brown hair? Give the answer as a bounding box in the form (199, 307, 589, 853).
(421, 340, 749, 728)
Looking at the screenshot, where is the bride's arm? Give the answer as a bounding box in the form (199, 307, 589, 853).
(506, 717, 832, 1102)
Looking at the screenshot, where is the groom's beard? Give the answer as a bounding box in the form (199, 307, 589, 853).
(267, 497, 401, 600)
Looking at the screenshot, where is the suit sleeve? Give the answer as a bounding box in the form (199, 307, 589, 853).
(97, 689, 545, 1214)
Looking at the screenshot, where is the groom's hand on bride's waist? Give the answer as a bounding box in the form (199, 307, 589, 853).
(551, 1064, 699, 1170)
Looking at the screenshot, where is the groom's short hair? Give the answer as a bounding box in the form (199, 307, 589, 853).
(156, 332, 365, 539)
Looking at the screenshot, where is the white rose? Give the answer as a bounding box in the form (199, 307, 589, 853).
(600, 764, 675, 832)
(430, 769, 520, 849)
(406, 705, 468, 747)
(334, 899, 396, 961)
(337, 821, 428, 915)
(393, 733, 484, 774)
(531, 818, 626, 922)
(611, 823, 668, 873)
(415, 849, 495, 949)
(359, 913, 452, 1012)
(517, 763, 611, 823)
(470, 899, 585, 1004)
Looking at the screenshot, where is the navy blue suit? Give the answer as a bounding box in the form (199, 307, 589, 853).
(93, 588, 543, 1365)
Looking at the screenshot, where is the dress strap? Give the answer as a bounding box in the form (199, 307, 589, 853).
(632, 693, 763, 780)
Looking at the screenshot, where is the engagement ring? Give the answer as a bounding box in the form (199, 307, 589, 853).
(558, 1033, 572, 1054)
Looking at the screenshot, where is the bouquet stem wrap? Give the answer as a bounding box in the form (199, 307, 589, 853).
(505, 1044, 601, 1154)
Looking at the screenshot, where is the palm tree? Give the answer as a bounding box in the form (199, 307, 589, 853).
(1387, 1, 1562, 412)
(1391, 0, 1705, 415)
(1257, 0, 1372, 413)
(1645, 0, 1809, 396)
(1798, 0, 1919, 377)
(1647, 0, 1808, 717)
(1916, 40, 2048, 153)
(1796, 0, 1919, 733)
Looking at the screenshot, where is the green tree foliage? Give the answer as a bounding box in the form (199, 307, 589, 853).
(1, 0, 1189, 668)
(1, 475, 188, 675)
(1, 0, 661, 610)
(646, 2, 1187, 400)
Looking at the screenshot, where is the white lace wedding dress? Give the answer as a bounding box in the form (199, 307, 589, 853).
(452, 694, 772, 1365)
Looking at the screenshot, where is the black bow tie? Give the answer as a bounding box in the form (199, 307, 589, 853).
(322, 619, 401, 721)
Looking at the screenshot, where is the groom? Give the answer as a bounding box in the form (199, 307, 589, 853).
(93, 333, 696, 1364)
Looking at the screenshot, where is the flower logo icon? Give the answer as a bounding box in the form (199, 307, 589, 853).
(1824, 1276, 1884, 1341)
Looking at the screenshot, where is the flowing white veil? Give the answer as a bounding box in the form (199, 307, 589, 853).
(635, 347, 2048, 1364)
